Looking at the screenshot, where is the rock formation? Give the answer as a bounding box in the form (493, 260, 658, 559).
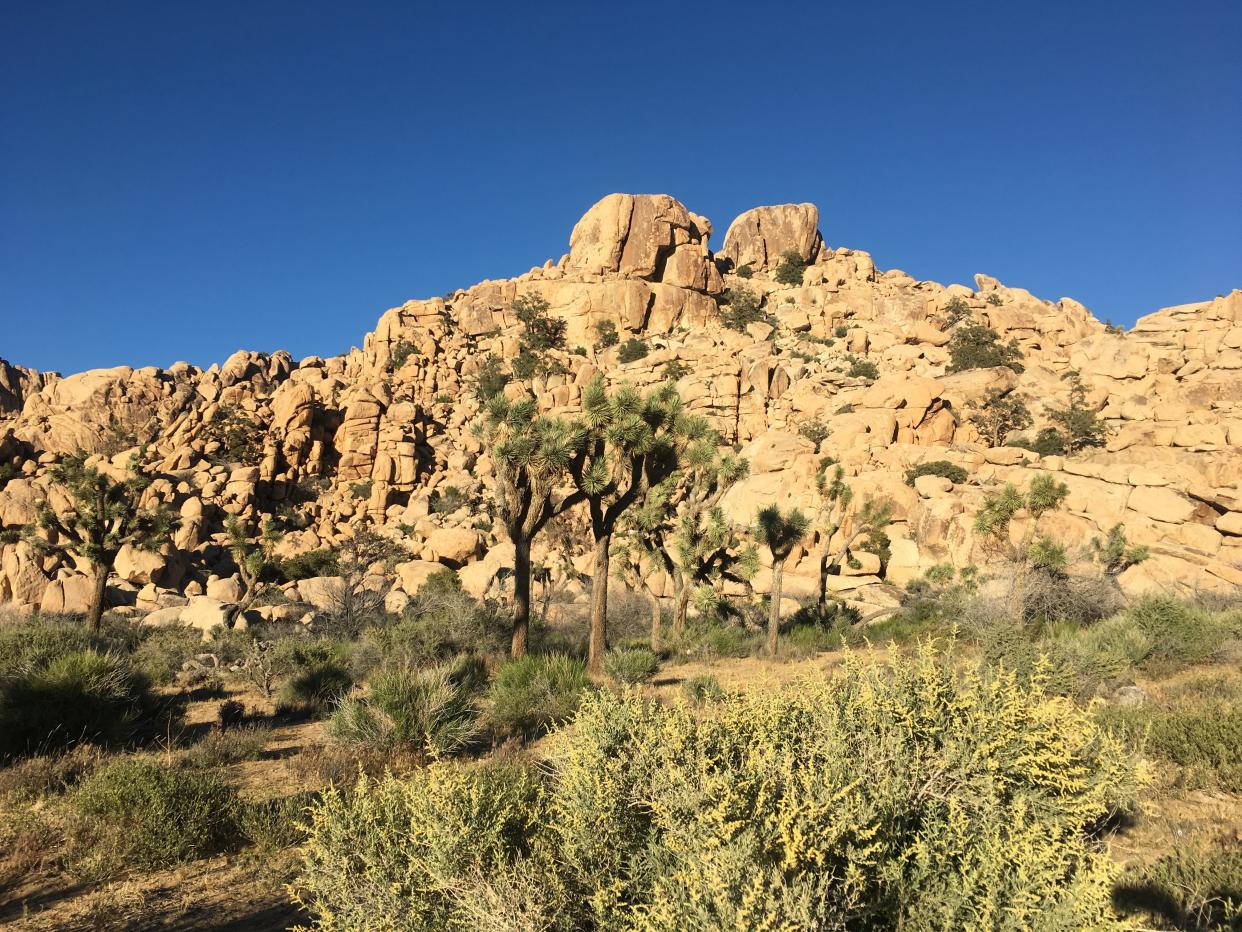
(1, 192, 1238, 629)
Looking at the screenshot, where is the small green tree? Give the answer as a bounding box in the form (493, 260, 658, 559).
(946, 324, 1024, 373)
(718, 286, 769, 332)
(593, 319, 619, 350)
(567, 377, 685, 674)
(973, 473, 1070, 618)
(773, 250, 807, 286)
(513, 293, 565, 353)
(26, 454, 178, 631)
(810, 462, 892, 608)
(474, 395, 584, 659)
(968, 390, 1033, 447)
(1047, 370, 1108, 454)
(756, 505, 809, 657)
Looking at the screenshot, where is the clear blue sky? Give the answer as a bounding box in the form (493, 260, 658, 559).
(3, 1, 1239, 375)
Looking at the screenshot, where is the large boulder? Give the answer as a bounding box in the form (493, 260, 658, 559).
(566, 194, 714, 288)
(721, 204, 822, 271)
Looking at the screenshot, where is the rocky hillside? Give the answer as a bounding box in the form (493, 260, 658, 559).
(1, 194, 1239, 626)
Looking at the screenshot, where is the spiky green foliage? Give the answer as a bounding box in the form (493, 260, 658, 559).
(474, 392, 585, 658)
(568, 376, 689, 672)
(1090, 524, 1149, 576)
(25, 453, 178, 630)
(757, 504, 810, 655)
(224, 514, 282, 610)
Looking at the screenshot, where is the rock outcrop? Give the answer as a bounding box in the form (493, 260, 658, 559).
(1, 192, 1238, 633)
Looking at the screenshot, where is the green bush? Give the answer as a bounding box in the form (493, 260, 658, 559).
(428, 485, 468, 514)
(71, 758, 241, 872)
(734, 263, 753, 279)
(183, 725, 271, 769)
(328, 655, 485, 759)
(296, 760, 549, 931)
(798, 418, 829, 445)
(388, 338, 418, 370)
(1008, 426, 1068, 456)
(0, 617, 108, 677)
(773, 250, 807, 286)
(904, 460, 969, 486)
(0, 650, 166, 760)
(681, 675, 725, 703)
(279, 548, 341, 581)
(947, 323, 1025, 373)
(718, 286, 771, 332)
(240, 790, 316, 853)
(674, 620, 760, 660)
(834, 325, 849, 338)
(296, 646, 1141, 930)
(1126, 595, 1238, 668)
(617, 338, 649, 363)
(593, 319, 619, 349)
(846, 355, 878, 379)
(130, 625, 203, 685)
(603, 648, 660, 684)
(475, 353, 511, 401)
(487, 653, 589, 738)
(1113, 843, 1242, 931)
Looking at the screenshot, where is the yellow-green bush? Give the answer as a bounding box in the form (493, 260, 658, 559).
(296, 645, 1142, 930)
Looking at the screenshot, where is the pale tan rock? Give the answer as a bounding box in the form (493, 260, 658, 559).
(721, 204, 822, 270)
(394, 559, 447, 595)
(1127, 487, 1197, 524)
(914, 475, 954, 497)
(424, 527, 481, 564)
(1217, 511, 1242, 536)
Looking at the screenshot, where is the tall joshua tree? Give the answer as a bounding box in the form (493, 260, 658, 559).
(27, 453, 177, 631)
(224, 514, 282, 617)
(567, 376, 684, 675)
(475, 393, 584, 659)
(756, 504, 809, 658)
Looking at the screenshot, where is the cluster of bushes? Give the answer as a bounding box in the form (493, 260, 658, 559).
(717, 285, 773, 332)
(296, 646, 1142, 930)
(904, 459, 968, 486)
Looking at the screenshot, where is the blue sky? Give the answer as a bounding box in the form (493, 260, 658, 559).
(2, 0, 1239, 375)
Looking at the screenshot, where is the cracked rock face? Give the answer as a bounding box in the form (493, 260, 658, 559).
(721, 203, 823, 270)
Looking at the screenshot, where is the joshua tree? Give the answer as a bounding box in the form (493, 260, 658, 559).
(476, 395, 588, 656)
(26, 453, 177, 631)
(474, 394, 584, 659)
(756, 505, 809, 657)
(1091, 524, 1149, 577)
(566, 376, 684, 675)
(224, 514, 282, 616)
(973, 473, 1070, 617)
(808, 460, 893, 610)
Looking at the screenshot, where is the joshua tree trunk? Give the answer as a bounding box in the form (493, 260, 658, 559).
(766, 559, 785, 658)
(588, 533, 611, 675)
(511, 538, 532, 659)
(88, 561, 109, 633)
(647, 590, 663, 652)
(672, 578, 691, 638)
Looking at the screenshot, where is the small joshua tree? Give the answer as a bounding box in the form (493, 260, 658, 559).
(756, 505, 809, 657)
(1090, 524, 1149, 577)
(973, 473, 1070, 618)
(225, 514, 282, 615)
(26, 453, 177, 631)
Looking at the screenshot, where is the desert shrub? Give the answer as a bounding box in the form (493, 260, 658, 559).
(279, 660, 354, 717)
(0, 650, 167, 761)
(130, 624, 203, 685)
(718, 285, 771, 332)
(734, 263, 753, 279)
(218, 697, 247, 728)
(617, 338, 649, 363)
(475, 353, 511, 401)
(834, 324, 850, 338)
(662, 359, 690, 381)
(428, 485, 468, 514)
(604, 647, 660, 684)
(1008, 426, 1068, 456)
(240, 790, 316, 853)
(787, 599, 862, 631)
(593, 319, 619, 349)
(1048, 370, 1108, 454)
(0, 744, 103, 802)
(0, 616, 109, 676)
(203, 405, 264, 466)
(1101, 701, 1242, 792)
(328, 655, 485, 759)
(846, 355, 878, 379)
(71, 758, 241, 872)
(297, 646, 1141, 930)
(487, 653, 589, 738)
(779, 623, 842, 658)
(388, 338, 418, 370)
(279, 548, 341, 581)
(362, 586, 508, 669)
(514, 293, 566, 353)
(1021, 571, 1126, 625)
(296, 760, 549, 931)
(681, 675, 725, 703)
(774, 249, 807, 286)
(904, 459, 968, 486)
(947, 323, 1025, 373)
(183, 724, 272, 768)
(798, 418, 829, 444)
(1125, 595, 1238, 669)
(674, 620, 761, 660)
(1112, 842, 1242, 931)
